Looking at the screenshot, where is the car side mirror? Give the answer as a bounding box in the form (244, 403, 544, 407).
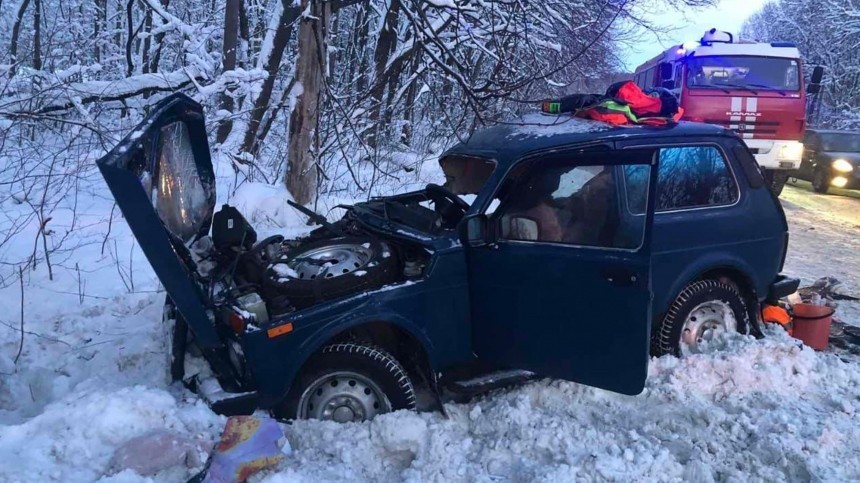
(660, 62, 673, 82)
(460, 214, 490, 247)
(508, 216, 539, 241)
(807, 65, 824, 94)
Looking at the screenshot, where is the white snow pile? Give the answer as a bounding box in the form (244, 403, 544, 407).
(3, 325, 860, 481)
(265, 329, 860, 482)
(229, 182, 307, 233)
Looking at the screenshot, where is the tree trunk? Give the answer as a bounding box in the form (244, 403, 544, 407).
(94, 0, 106, 63)
(366, 0, 401, 148)
(148, 0, 170, 74)
(33, 0, 42, 70)
(241, 5, 300, 156)
(141, 1, 153, 74)
(9, 0, 32, 74)
(353, 8, 371, 97)
(216, 0, 241, 144)
(238, 0, 249, 63)
(286, 0, 326, 205)
(124, 0, 135, 76)
(401, 56, 421, 145)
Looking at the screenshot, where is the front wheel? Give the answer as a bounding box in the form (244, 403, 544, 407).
(651, 280, 751, 357)
(274, 343, 416, 422)
(812, 168, 831, 194)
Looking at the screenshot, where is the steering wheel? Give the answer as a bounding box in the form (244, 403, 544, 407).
(426, 183, 469, 226)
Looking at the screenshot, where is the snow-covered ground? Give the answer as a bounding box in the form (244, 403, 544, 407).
(1, 168, 859, 482)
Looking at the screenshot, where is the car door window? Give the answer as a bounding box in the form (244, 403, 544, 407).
(624, 146, 737, 214)
(493, 153, 651, 249)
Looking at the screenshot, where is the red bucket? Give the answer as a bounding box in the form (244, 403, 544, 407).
(792, 303, 834, 350)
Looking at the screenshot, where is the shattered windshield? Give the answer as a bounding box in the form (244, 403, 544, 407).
(821, 133, 860, 152)
(440, 155, 496, 202)
(153, 122, 212, 243)
(686, 56, 800, 91)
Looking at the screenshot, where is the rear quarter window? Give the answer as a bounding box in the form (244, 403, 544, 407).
(625, 145, 738, 214)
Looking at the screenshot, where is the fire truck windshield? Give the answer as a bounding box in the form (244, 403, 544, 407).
(686, 56, 800, 92)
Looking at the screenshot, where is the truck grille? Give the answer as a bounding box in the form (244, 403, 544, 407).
(702, 119, 779, 136)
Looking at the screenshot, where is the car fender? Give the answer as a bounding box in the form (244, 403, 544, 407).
(656, 253, 761, 318)
(254, 308, 436, 408)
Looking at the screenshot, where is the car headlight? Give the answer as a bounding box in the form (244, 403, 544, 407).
(832, 158, 854, 173)
(778, 142, 804, 161)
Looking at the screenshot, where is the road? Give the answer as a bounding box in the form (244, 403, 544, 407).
(782, 179, 860, 227)
(780, 181, 860, 327)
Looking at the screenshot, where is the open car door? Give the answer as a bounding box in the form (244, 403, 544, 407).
(96, 94, 221, 350)
(465, 147, 658, 395)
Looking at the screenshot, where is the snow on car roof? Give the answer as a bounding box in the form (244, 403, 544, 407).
(504, 113, 611, 139)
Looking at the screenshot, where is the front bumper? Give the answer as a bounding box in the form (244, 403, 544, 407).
(746, 139, 803, 170)
(767, 275, 800, 301)
(828, 168, 860, 190)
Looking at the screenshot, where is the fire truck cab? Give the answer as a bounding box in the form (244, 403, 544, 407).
(634, 29, 807, 195)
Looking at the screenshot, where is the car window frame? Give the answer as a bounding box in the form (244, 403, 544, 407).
(481, 144, 655, 253)
(620, 142, 741, 217)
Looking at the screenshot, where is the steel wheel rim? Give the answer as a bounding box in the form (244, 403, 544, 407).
(288, 243, 373, 280)
(298, 371, 391, 422)
(680, 300, 737, 355)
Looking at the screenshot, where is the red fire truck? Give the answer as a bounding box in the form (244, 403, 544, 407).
(634, 29, 808, 195)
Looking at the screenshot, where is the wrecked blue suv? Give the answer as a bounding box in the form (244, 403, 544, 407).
(97, 94, 798, 422)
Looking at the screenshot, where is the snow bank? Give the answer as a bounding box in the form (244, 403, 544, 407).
(0, 386, 221, 482)
(259, 329, 860, 482)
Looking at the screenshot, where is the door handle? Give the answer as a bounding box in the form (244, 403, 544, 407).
(601, 266, 639, 287)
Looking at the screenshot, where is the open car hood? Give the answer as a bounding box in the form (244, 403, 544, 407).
(96, 94, 222, 348)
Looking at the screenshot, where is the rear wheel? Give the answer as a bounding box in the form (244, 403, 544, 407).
(651, 280, 750, 357)
(275, 342, 416, 422)
(764, 170, 789, 196)
(812, 168, 831, 194)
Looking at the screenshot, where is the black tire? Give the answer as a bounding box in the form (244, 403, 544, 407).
(274, 342, 416, 421)
(651, 279, 751, 357)
(812, 167, 831, 194)
(267, 236, 400, 309)
(763, 170, 788, 196)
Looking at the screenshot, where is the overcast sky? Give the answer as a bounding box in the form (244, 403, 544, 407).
(622, 0, 772, 70)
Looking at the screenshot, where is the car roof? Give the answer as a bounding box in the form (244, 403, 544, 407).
(441, 113, 732, 167)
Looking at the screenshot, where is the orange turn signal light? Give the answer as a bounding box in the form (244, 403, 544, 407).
(267, 323, 294, 339)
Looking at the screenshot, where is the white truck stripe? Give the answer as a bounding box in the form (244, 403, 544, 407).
(746, 97, 758, 112)
(731, 97, 743, 112)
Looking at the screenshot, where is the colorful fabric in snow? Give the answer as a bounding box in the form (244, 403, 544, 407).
(198, 415, 289, 483)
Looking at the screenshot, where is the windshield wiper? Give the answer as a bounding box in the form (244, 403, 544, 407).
(718, 83, 758, 95)
(746, 83, 787, 96)
(692, 84, 732, 94)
